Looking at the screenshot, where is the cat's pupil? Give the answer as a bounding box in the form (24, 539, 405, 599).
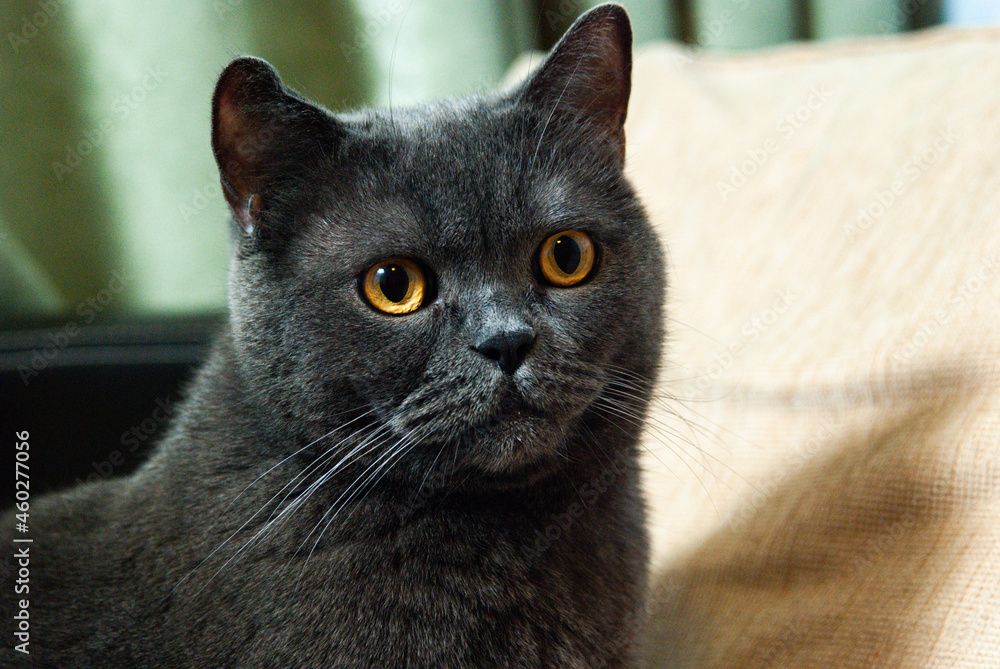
(553, 236, 581, 275)
(378, 265, 409, 303)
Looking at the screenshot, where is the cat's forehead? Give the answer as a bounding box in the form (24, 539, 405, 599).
(366, 101, 526, 175)
(311, 171, 586, 272)
(331, 103, 586, 238)
(345, 98, 555, 176)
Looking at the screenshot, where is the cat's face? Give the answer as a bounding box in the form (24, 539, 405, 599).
(214, 5, 663, 482)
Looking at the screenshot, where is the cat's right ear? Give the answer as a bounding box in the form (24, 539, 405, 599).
(212, 57, 339, 234)
(517, 3, 632, 165)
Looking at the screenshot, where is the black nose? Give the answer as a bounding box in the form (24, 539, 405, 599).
(474, 326, 536, 375)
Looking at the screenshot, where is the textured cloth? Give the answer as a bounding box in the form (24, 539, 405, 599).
(623, 28, 1000, 668)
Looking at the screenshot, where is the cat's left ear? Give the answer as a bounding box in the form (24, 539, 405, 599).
(519, 3, 632, 164)
(212, 57, 339, 234)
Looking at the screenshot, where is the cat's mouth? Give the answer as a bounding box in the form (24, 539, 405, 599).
(451, 386, 570, 472)
(492, 390, 549, 422)
(386, 370, 592, 475)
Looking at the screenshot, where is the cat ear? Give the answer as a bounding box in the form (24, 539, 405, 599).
(519, 3, 632, 163)
(212, 57, 338, 234)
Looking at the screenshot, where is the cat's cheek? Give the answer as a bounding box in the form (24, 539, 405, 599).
(543, 284, 627, 353)
(342, 316, 445, 409)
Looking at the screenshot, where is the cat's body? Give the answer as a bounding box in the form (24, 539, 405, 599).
(3, 6, 664, 667)
(15, 334, 649, 667)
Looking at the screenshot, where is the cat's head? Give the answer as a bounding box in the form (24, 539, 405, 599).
(211, 4, 664, 484)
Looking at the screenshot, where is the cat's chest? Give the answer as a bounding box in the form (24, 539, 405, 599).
(179, 517, 618, 667)
(150, 465, 643, 666)
(249, 515, 550, 618)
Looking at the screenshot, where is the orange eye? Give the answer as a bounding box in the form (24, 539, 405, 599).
(362, 259, 427, 315)
(538, 230, 596, 287)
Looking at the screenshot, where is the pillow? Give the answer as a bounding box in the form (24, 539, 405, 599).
(627, 28, 1000, 668)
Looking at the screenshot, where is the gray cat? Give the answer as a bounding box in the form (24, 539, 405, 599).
(3, 4, 664, 667)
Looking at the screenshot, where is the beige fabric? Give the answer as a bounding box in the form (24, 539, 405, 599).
(623, 28, 1000, 668)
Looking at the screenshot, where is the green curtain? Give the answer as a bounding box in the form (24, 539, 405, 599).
(0, 0, 916, 324)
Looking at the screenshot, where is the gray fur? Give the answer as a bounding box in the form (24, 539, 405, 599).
(3, 5, 665, 667)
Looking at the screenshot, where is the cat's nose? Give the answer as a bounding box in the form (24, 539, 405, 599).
(474, 326, 536, 375)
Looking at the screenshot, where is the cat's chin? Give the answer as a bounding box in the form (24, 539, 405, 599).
(460, 410, 571, 476)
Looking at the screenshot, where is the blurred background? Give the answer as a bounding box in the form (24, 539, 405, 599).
(1, 0, 997, 504)
(6, 0, 1000, 323)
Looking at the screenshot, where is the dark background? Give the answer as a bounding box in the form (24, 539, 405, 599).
(2, 316, 219, 509)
